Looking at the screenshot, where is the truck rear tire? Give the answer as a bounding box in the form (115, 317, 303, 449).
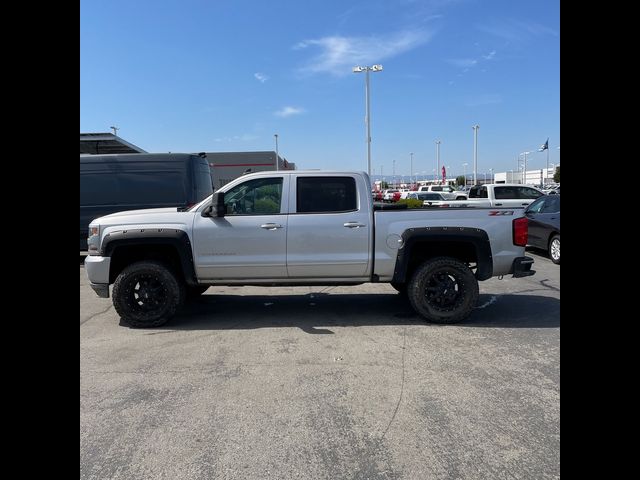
(407, 257, 479, 324)
(112, 260, 185, 328)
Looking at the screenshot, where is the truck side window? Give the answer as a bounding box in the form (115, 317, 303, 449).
(494, 187, 515, 199)
(224, 178, 283, 215)
(297, 177, 357, 213)
(518, 187, 544, 199)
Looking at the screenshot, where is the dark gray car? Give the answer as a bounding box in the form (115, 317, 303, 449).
(525, 195, 560, 264)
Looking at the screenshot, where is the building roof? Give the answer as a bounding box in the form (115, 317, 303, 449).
(80, 132, 147, 155)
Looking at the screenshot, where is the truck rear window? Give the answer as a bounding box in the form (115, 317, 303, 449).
(297, 177, 357, 213)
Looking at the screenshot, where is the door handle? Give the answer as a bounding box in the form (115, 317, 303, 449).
(495, 203, 502, 206)
(521, 203, 529, 206)
(344, 222, 366, 228)
(260, 223, 283, 230)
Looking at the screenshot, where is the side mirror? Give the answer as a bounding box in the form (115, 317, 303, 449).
(201, 192, 227, 217)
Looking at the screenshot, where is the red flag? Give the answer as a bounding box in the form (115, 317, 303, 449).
(442, 165, 446, 183)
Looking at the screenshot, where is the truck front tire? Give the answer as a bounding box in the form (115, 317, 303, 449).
(112, 260, 185, 328)
(407, 257, 479, 324)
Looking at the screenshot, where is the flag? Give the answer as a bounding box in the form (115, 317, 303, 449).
(538, 138, 549, 152)
(442, 165, 446, 183)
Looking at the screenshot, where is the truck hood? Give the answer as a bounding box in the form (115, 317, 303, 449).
(91, 207, 195, 229)
(99, 207, 179, 219)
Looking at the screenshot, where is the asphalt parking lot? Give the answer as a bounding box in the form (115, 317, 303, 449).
(80, 249, 559, 480)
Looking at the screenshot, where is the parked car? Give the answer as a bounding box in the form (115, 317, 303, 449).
(542, 184, 560, 195)
(464, 184, 544, 208)
(419, 192, 452, 207)
(80, 153, 213, 250)
(524, 195, 560, 264)
(417, 184, 468, 200)
(383, 189, 400, 202)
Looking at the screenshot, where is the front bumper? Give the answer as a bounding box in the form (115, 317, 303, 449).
(511, 256, 536, 278)
(85, 255, 111, 297)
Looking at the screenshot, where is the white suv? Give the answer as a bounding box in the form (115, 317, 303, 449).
(417, 185, 468, 200)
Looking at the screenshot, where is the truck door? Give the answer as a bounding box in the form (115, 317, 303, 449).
(192, 176, 289, 279)
(286, 175, 371, 278)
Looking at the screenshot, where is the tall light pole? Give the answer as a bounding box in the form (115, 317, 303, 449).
(274, 134, 279, 171)
(462, 162, 468, 186)
(410, 152, 414, 185)
(110, 125, 119, 136)
(472, 125, 479, 185)
(435, 140, 441, 184)
(489, 168, 493, 184)
(520, 151, 530, 185)
(392, 159, 396, 186)
(446, 165, 451, 184)
(353, 64, 383, 176)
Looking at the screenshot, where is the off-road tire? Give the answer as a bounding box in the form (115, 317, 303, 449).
(407, 257, 479, 324)
(113, 260, 184, 328)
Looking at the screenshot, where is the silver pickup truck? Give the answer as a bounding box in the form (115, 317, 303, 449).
(85, 171, 535, 328)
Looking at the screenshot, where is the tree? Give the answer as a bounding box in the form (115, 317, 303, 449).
(456, 175, 466, 186)
(553, 165, 560, 183)
(380, 180, 389, 189)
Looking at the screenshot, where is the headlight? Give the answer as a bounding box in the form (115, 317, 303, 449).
(87, 224, 100, 254)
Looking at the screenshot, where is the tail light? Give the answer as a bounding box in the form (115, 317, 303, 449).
(513, 217, 528, 246)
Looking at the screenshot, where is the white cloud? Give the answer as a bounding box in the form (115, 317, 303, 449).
(294, 29, 435, 76)
(254, 72, 269, 83)
(477, 19, 558, 43)
(448, 58, 478, 68)
(274, 106, 305, 118)
(482, 50, 496, 60)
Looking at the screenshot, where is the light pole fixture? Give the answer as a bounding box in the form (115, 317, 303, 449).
(472, 125, 479, 185)
(435, 140, 441, 184)
(462, 162, 468, 186)
(274, 134, 279, 171)
(110, 126, 119, 136)
(410, 152, 414, 184)
(353, 64, 383, 176)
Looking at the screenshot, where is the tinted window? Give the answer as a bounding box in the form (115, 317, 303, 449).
(541, 196, 560, 213)
(297, 177, 357, 213)
(494, 186, 517, 199)
(527, 197, 546, 213)
(224, 177, 283, 215)
(431, 186, 443, 191)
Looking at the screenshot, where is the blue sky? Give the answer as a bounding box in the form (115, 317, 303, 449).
(80, 0, 559, 179)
